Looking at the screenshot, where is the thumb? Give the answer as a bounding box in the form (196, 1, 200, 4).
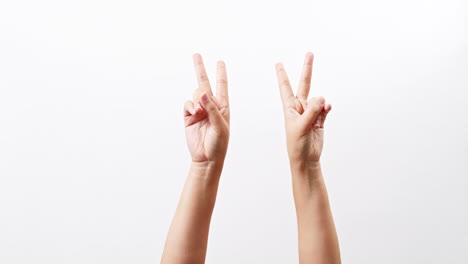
(302, 96, 325, 128)
(200, 92, 227, 131)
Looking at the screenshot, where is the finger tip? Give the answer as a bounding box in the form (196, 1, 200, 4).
(317, 96, 325, 105)
(217, 60, 225, 66)
(193, 53, 202, 61)
(193, 103, 203, 113)
(304, 52, 314, 64)
(275, 62, 284, 70)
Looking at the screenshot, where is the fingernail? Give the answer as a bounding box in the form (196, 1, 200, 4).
(317, 96, 325, 105)
(201, 93, 209, 103)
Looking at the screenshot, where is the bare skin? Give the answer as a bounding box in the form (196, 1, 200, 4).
(162, 52, 340, 263)
(161, 54, 229, 264)
(276, 52, 341, 264)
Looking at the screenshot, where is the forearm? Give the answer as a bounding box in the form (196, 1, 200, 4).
(161, 161, 223, 264)
(290, 160, 340, 264)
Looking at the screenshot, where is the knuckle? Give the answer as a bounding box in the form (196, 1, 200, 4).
(280, 79, 290, 88)
(286, 95, 296, 104)
(217, 78, 228, 85)
(297, 97, 307, 104)
(301, 76, 311, 83)
(200, 74, 209, 82)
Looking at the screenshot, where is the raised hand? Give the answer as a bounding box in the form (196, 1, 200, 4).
(276, 52, 332, 165)
(162, 54, 230, 264)
(276, 53, 340, 264)
(184, 54, 230, 164)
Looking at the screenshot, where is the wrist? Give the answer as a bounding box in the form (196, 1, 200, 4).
(289, 159, 322, 180)
(189, 160, 224, 183)
(289, 158, 321, 171)
(286, 146, 321, 170)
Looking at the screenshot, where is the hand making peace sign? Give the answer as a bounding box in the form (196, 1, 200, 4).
(184, 54, 230, 164)
(276, 52, 332, 164)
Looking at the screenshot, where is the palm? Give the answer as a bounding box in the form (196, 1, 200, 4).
(185, 107, 229, 162)
(186, 117, 210, 161)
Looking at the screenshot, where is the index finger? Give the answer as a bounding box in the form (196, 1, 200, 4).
(193, 53, 212, 94)
(275, 63, 294, 105)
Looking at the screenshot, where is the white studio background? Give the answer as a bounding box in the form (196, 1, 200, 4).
(0, 0, 467, 263)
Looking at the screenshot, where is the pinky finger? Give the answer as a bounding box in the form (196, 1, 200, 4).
(184, 100, 195, 116)
(320, 103, 332, 128)
(313, 115, 322, 129)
